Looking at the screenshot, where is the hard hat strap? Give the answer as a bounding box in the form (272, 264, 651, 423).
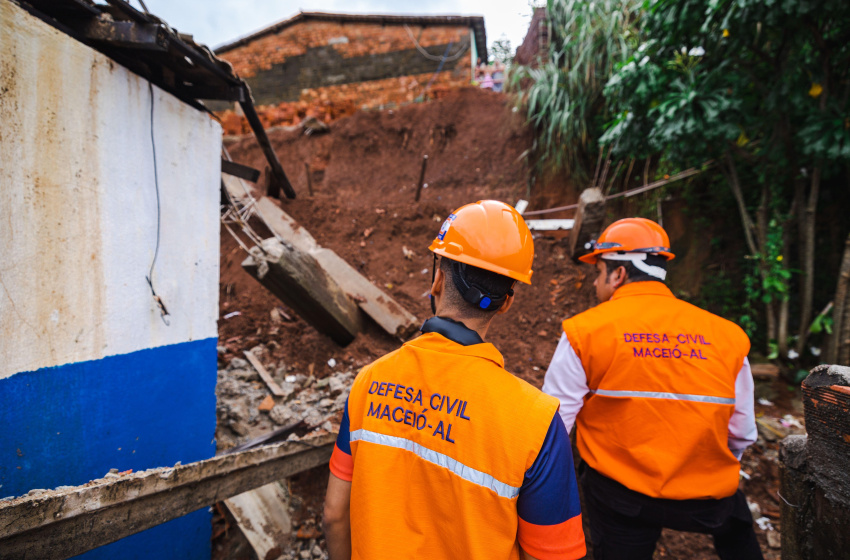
(430, 254, 438, 315)
(602, 252, 667, 280)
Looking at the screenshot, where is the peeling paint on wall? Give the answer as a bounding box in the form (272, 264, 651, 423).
(0, 0, 221, 380)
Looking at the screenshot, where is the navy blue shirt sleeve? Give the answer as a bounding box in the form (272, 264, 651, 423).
(517, 411, 582, 525)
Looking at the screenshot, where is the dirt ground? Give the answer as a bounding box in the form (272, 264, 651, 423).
(213, 88, 791, 559)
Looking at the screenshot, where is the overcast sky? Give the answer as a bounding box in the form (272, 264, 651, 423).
(138, 0, 539, 54)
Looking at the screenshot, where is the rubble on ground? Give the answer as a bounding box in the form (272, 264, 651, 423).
(215, 344, 354, 452)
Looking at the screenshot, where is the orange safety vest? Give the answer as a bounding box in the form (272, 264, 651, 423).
(345, 331, 563, 559)
(563, 282, 750, 500)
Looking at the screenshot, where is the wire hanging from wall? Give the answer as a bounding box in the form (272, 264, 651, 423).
(147, 82, 170, 326)
(404, 24, 470, 62)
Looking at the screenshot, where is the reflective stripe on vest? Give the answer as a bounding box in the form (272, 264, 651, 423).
(350, 428, 521, 499)
(589, 388, 735, 405)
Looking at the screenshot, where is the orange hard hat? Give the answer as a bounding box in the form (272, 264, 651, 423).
(429, 200, 534, 284)
(579, 217, 675, 264)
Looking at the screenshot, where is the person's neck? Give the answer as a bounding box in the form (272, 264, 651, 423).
(437, 312, 492, 340)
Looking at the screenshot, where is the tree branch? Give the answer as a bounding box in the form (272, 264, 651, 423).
(720, 151, 759, 257)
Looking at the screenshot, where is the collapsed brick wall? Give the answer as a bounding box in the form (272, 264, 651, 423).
(217, 21, 475, 135)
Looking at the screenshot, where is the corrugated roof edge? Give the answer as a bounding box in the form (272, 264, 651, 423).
(214, 11, 487, 61)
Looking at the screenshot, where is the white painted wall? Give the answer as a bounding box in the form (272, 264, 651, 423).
(0, 0, 221, 380)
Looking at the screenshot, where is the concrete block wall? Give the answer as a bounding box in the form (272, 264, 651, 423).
(217, 21, 475, 134)
(0, 1, 221, 557)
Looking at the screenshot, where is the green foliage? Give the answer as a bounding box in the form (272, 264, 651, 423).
(758, 220, 791, 305)
(740, 260, 760, 338)
(602, 0, 850, 173)
(509, 0, 642, 176)
(601, 0, 850, 350)
(809, 312, 833, 335)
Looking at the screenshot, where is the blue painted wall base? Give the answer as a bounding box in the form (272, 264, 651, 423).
(0, 338, 218, 559)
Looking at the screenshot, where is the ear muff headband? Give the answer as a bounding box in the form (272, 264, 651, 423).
(601, 252, 667, 280)
(450, 261, 514, 311)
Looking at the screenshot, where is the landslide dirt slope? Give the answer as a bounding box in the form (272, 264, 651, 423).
(220, 87, 597, 383)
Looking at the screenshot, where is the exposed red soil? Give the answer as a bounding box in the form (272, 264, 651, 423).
(215, 88, 783, 559)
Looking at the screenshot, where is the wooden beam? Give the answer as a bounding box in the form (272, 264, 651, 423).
(567, 187, 606, 261)
(240, 100, 296, 199)
(0, 434, 334, 560)
(222, 159, 261, 182)
(81, 20, 169, 51)
(177, 84, 247, 102)
(244, 350, 286, 397)
(242, 239, 363, 346)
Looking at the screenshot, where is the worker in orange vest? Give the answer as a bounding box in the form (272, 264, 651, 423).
(323, 200, 586, 560)
(543, 217, 762, 560)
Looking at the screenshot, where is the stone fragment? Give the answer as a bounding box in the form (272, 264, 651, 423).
(231, 368, 258, 381)
(766, 530, 781, 549)
(332, 390, 349, 411)
(258, 395, 276, 411)
(228, 357, 249, 371)
(269, 404, 299, 426)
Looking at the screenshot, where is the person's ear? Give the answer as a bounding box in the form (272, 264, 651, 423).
(496, 291, 514, 315)
(431, 269, 444, 298)
(611, 265, 628, 289)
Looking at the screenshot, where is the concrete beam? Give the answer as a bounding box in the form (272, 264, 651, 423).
(255, 197, 419, 339)
(243, 238, 363, 346)
(567, 188, 606, 261)
(0, 434, 334, 559)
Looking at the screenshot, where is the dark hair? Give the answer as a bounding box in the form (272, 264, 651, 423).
(439, 257, 515, 319)
(601, 254, 668, 283)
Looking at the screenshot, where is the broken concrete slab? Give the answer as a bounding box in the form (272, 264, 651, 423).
(568, 187, 606, 260)
(255, 197, 418, 339)
(225, 482, 292, 560)
(243, 238, 362, 346)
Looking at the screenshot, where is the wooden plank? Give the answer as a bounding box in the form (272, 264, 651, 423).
(240, 100, 296, 199)
(0, 434, 334, 560)
(225, 483, 292, 560)
(255, 197, 419, 339)
(526, 219, 575, 231)
(81, 20, 169, 51)
(244, 350, 286, 397)
(222, 159, 260, 182)
(567, 187, 606, 260)
(243, 239, 363, 346)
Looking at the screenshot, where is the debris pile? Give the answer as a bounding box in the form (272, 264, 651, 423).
(216, 345, 353, 452)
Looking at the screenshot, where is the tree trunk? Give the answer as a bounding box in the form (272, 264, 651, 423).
(720, 152, 775, 351)
(796, 167, 821, 354)
(829, 234, 850, 365)
(721, 151, 759, 256)
(755, 182, 781, 348)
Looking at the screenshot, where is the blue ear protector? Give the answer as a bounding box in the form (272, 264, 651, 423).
(450, 260, 513, 311)
(431, 256, 513, 314)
